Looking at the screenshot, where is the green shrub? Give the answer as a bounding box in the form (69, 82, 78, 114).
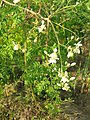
(0, 0, 90, 118)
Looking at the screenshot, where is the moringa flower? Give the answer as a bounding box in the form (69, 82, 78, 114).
(44, 50, 48, 55)
(57, 83, 61, 86)
(67, 41, 82, 58)
(73, 41, 82, 54)
(67, 46, 74, 58)
(38, 20, 46, 33)
(48, 49, 59, 64)
(48, 58, 57, 64)
(70, 62, 76, 66)
(73, 47, 80, 54)
(62, 83, 70, 91)
(71, 36, 74, 40)
(65, 61, 70, 67)
(59, 71, 69, 83)
(61, 76, 69, 83)
(48, 52, 59, 64)
(76, 2, 79, 5)
(49, 52, 58, 59)
(67, 46, 72, 51)
(44, 48, 59, 64)
(70, 77, 75, 81)
(13, 0, 20, 4)
(74, 41, 82, 48)
(14, 44, 19, 50)
(53, 48, 57, 52)
(67, 51, 74, 58)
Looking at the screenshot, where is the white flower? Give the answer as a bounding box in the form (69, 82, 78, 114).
(71, 36, 74, 40)
(38, 27, 42, 33)
(48, 58, 57, 64)
(73, 47, 80, 54)
(52, 67, 57, 72)
(22, 48, 26, 53)
(67, 51, 74, 58)
(38, 20, 46, 33)
(76, 37, 79, 41)
(64, 71, 68, 77)
(76, 2, 79, 5)
(67, 46, 72, 51)
(54, 67, 56, 71)
(48, 51, 59, 64)
(67, 46, 74, 58)
(44, 48, 59, 64)
(61, 76, 69, 83)
(70, 77, 75, 81)
(59, 71, 69, 84)
(13, 0, 20, 4)
(49, 52, 58, 59)
(62, 83, 70, 91)
(74, 41, 82, 47)
(38, 25, 45, 32)
(14, 44, 19, 50)
(44, 50, 48, 55)
(67, 37, 69, 40)
(53, 48, 57, 52)
(70, 62, 76, 66)
(41, 20, 45, 25)
(57, 83, 61, 86)
(66, 37, 69, 40)
(67, 41, 82, 57)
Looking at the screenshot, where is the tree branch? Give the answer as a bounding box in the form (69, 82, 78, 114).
(2, 0, 38, 17)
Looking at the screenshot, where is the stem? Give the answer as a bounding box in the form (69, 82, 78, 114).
(52, 0, 87, 17)
(46, 16, 50, 47)
(49, 21, 63, 73)
(54, 22, 76, 36)
(22, 22, 27, 67)
(53, 5, 76, 16)
(24, 42, 26, 66)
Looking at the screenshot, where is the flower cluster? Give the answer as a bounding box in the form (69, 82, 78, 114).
(67, 41, 82, 58)
(58, 70, 75, 91)
(38, 20, 46, 33)
(44, 48, 59, 64)
(73, 41, 82, 54)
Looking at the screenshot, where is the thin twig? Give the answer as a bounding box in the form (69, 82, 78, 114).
(49, 21, 63, 72)
(54, 22, 76, 36)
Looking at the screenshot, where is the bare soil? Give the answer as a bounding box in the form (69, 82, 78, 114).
(59, 92, 90, 120)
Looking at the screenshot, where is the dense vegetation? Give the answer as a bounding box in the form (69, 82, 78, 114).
(0, 0, 90, 119)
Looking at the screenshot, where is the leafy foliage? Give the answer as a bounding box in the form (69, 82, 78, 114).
(0, 0, 90, 119)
